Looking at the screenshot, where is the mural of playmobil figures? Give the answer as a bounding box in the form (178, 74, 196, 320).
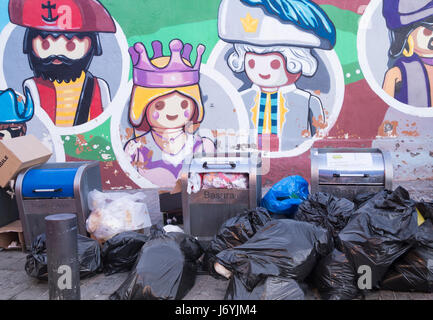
(8, 0, 116, 127)
(218, 0, 336, 152)
(124, 40, 215, 188)
(0, 88, 34, 140)
(382, 0, 433, 108)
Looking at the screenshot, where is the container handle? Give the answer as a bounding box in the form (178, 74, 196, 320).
(333, 173, 370, 178)
(32, 188, 63, 193)
(203, 162, 236, 170)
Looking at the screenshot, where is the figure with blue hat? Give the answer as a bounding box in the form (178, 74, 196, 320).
(383, 0, 433, 107)
(218, 0, 336, 152)
(0, 88, 34, 140)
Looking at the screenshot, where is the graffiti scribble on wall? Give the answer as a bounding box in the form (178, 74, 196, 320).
(8, 0, 116, 127)
(0, 88, 34, 140)
(218, 0, 336, 152)
(382, 0, 433, 108)
(123, 39, 215, 188)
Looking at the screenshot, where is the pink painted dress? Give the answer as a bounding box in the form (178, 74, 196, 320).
(124, 132, 214, 187)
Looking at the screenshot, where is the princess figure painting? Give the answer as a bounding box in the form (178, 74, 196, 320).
(124, 39, 215, 188)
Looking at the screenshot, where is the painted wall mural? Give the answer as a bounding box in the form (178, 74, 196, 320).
(0, 0, 431, 190)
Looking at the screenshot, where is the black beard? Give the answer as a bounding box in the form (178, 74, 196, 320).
(28, 51, 94, 83)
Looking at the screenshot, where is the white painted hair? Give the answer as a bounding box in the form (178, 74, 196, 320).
(227, 43, 318, 77)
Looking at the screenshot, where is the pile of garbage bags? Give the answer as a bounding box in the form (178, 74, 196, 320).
(25, 234, 102, 280)
(207, 184, 433, 300)
(217, 219, 332, 300)
(25, 224, 204, 301)
(23, 180, 433, 301)
(204, 207, 272, 277)
(204, 206, 332, 300)
(110, 226, 203, 300)
(302, 187, 433, 299)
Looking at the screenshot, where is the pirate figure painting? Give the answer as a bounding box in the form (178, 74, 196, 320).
(0, 88, 34, 140)
(8, 0, 117, 127)
(219, 0, 336, 152)
(383, 0, 433, 108)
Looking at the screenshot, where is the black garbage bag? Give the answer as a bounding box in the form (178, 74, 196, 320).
(215, 220, 333, 291)
(353, 192, 377, 209)
(336, 187, 419, 289)
(78, 235, 103, 278)
(24, 234, 48, 280)
(313, 249, 359, 300)
(225, 275, 305, 300)
(25, 234, 102, 280)
(110, 229, 202, 300)
(165, 231, 203, 262)
(101, 231, 150, 275)
(204, 207, 271, 276)
(295, 192, 355, 238)
(417, 202, 433, 220)
(381, 219, 433, 292)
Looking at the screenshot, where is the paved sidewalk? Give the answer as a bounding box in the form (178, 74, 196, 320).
(0, 180, 431, 300)
(1, 248, 432, 300)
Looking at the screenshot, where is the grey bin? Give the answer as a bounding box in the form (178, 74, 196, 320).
(311, 148, 393, 201)
(15, 161, 102, 250)
(181, 152, 262, 242)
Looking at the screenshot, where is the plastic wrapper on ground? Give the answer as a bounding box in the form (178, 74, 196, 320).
(215, 220, 333, 291)
(225, 275, 305, 300)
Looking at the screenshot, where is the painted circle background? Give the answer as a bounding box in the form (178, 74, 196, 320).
(358, 0, 433, 117)
(206, 40, 345, 158)
(110, 64, 250, 188)
(0, 20, 131, 136)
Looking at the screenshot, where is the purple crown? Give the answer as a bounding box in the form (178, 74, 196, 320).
(129, 39, 206, 88)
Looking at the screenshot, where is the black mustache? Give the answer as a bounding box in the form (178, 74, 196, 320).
(40, 55, 75, 66)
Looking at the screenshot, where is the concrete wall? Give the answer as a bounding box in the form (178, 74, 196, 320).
(0, 0, 431, 190)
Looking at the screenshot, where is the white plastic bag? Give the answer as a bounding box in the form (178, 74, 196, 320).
(187, 173, 202, 194)
(86, 190, 152, 242)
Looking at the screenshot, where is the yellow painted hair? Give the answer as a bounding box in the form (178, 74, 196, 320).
(129, 84, 204, 132)
(128, 56, 205, 132)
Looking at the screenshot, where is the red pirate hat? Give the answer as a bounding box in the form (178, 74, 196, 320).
(9, 0, 116, 33)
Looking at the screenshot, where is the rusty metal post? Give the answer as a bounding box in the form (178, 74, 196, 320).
(45, 214, 80, 300)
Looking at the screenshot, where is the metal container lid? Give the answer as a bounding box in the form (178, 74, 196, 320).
(312, 148, 389, 186)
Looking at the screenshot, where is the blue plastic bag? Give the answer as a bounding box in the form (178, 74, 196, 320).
(261, 176, 309, 217)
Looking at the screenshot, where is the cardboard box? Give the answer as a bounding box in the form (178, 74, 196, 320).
(0, 220, 25, 251)
(0, 135, 52, 188)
